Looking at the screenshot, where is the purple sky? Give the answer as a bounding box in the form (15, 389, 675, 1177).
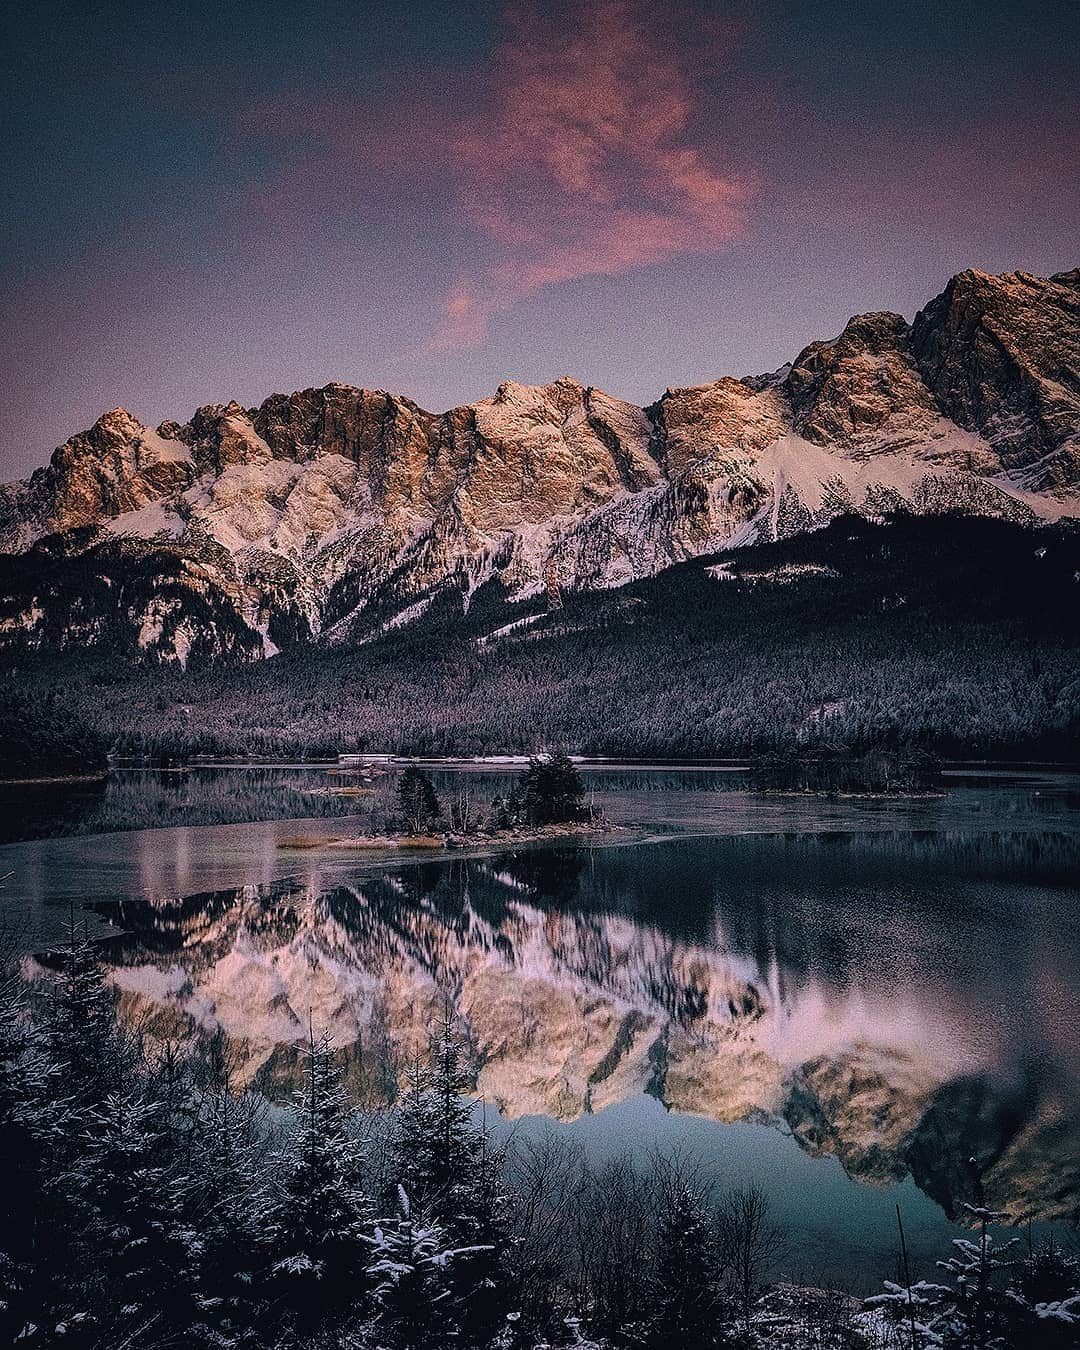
(2, 0, 1077, 479)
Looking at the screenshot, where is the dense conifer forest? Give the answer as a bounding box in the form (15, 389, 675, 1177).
(3, 515, 1076, 768)
(3, 928, 1078, 1349)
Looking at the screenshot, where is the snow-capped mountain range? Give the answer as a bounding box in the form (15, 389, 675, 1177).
(2, 267, 1077, 665)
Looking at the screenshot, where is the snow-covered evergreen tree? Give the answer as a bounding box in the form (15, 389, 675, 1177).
(867, 1203, 1025, 1350)
(0, 971, 63, 1344)
(1005, 1243, 1080, 1348)
(391, 1042, 437, 1202)
(864, 1276, 952, 1347)
(365, 1183, 478, 1349)
(262, 1024, 371, 1334)
(391, 1016, 481, 1209)
(76, 1076, 201, 1347)
(934, 1204, 1019, 1349)
(23, 921, 140, 1346)
(188, 1067, 269, 1346)
(44, 919, 127, 1113)
(391, 1013, 514, 1343)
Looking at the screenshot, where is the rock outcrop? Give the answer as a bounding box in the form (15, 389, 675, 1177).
(911, 268, 1080, 488)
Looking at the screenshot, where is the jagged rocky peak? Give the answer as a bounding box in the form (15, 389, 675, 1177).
(785, 310, 941, 449)
(466, 375, 659, 526)
(251, 383, 441, 474)
(86, 406, 146, 445)
(650, 377, 790, 472)
(911, 267, 1080, 487)
(493, 374, 587, 418)
(34, 406, 195, 530)
(173, 400, 275, 472)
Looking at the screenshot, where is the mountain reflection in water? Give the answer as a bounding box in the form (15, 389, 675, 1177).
(79, 829, 1080, 1226)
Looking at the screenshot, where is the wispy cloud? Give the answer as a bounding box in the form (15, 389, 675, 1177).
(428, 0, 757, 348)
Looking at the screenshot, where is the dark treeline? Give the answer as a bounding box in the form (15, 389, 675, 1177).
(3, 930, 1079, 1349)
(0, 759, 602, 847)
(749, 748, 944, 795)
(0, 685, 107, 777)
(2, 515, 1077, 767)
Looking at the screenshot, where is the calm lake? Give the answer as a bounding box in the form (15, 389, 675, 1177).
(2, 763, 1078, 1286)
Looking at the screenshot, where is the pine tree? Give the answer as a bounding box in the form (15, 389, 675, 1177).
(77, 1075, 201, 1347)
(866, 1203, 1022, 1350)
(397, 766, 442, 835)
(0, 972, 62, 1344)
(1005, 1243, 1080, 1348)
(392, 1043, 437, 1202)
(934, 1204, 1018, 1349)
(263, 1024, 371, 1335)
(864, 1277, 954, 1348)
(24, 920, 138, 1346)
(188, 1067, 268, 1346)
(391, 1014, 514, 1344)
(519, 753, 586, 825)
(152, 1037, 201, 1158)
(365, 1184, 477, 1350)
(647, 1182, 725, 1348)
(44, 918, 128, 1114)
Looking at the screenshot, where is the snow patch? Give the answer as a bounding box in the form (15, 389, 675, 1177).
(106, 499, 185, 539)
(477, 612, 545, 648)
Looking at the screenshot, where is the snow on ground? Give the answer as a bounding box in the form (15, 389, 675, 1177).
(135, 425, 193, 463)
(708, 562, 841, 585)
(350, 596, 435, 646)
(476, 612, 544, 647)
(106, 499, 185, 539)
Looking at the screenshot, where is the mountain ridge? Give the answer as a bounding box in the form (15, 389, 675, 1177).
(1, 266, 1078, 668)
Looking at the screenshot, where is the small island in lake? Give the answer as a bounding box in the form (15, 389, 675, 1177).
(750, 747, 945, 797)
(278, 753, 616, 853)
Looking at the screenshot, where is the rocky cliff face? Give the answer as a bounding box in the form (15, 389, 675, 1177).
(1, 268, 1077, 666)
(911, 268, 1080, 488)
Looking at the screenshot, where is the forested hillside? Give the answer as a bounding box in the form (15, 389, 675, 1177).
(4, 513, 1077, 765)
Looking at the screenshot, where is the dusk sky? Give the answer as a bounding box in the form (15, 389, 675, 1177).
(2, 0, 1077, 479)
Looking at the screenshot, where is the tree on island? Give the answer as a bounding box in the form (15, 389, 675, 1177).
(396, 767, 442, 835)
(519, 753, 588, 825)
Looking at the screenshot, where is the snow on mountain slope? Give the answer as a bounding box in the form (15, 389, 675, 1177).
(0, 268, 1076, 665)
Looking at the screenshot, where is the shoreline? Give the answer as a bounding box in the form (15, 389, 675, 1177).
(754, 788, 948, 800)
(78, 754, 1080, 773)
(277, 819, 623, 854)
(0, 772, 107, 786)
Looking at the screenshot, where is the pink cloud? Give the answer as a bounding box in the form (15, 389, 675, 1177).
(430, 0, 757, 347)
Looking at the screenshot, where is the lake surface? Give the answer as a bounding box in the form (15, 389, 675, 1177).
(2, 764, 1078, 1285)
